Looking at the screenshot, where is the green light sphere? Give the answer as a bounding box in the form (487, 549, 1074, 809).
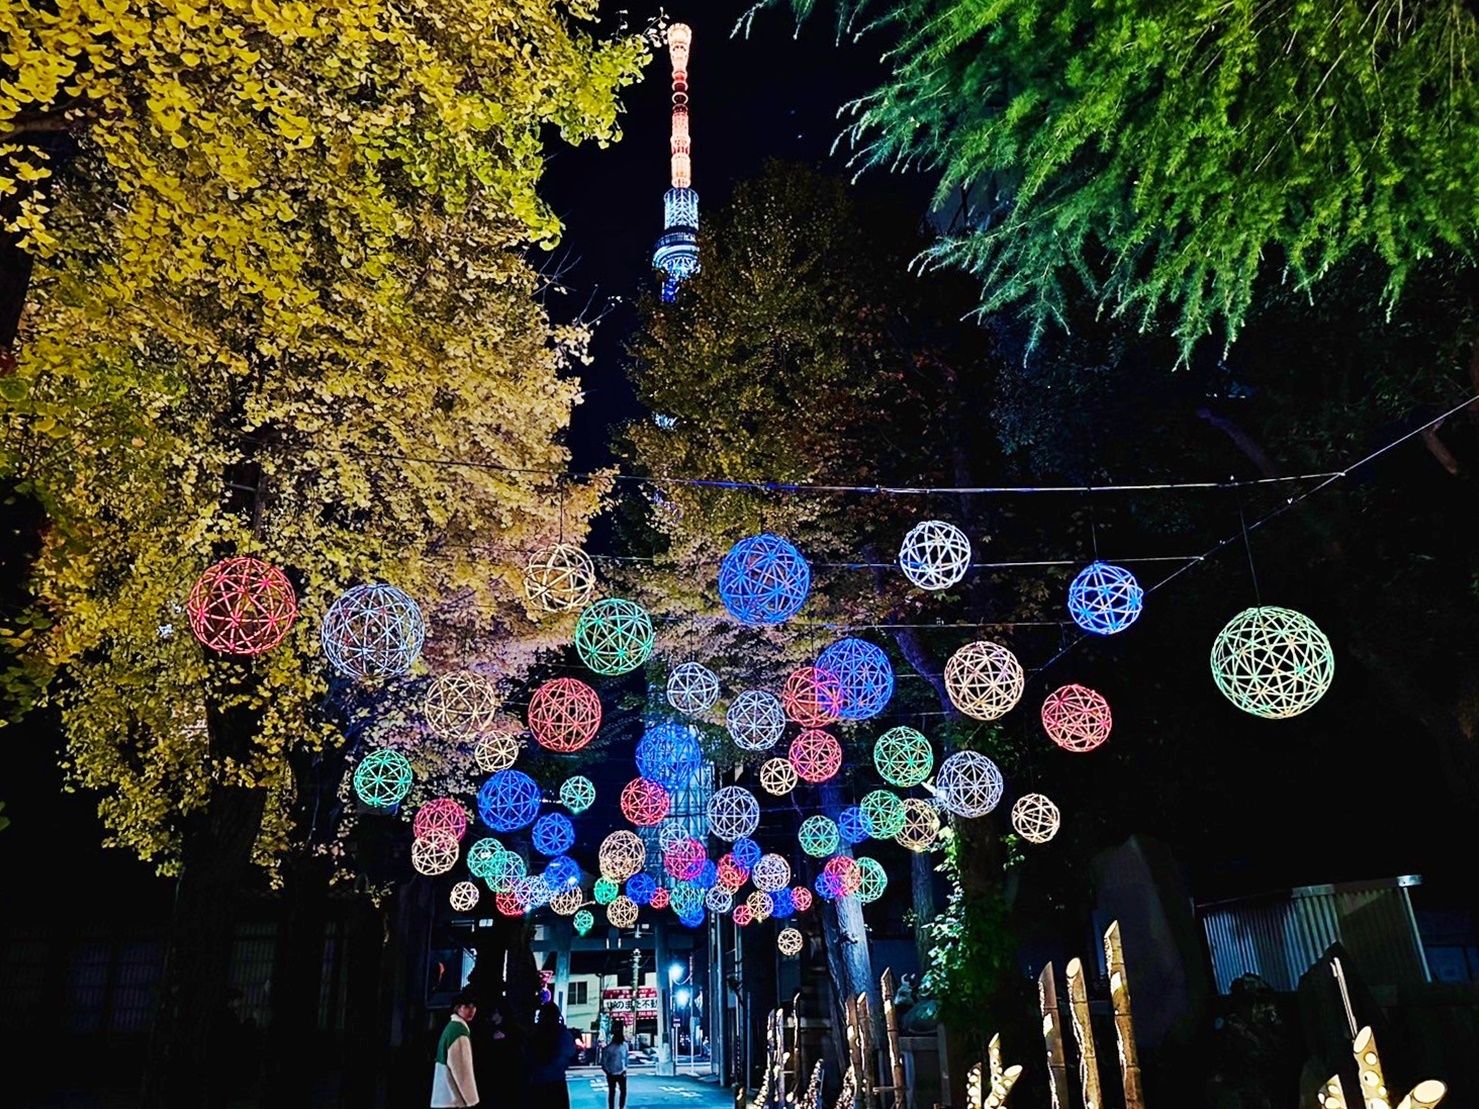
(872, 726, 934, 788)
(1211, 605, 1334, 719)
(861, 790, 906, 839)
(352, 748, 414, 808)
(799, 815, 839, 858)
(593, 876, 620, 905)
(574, 598, 655, 676)
(573, 908, 595, 936)
(856, 857, 888, 904)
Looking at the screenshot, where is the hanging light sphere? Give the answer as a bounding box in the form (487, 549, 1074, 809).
(550, 886, 584, 916)
(944, 641, 1025, 721)
(465, 837, 504, 880)
(777, 927, 804, 957)
(759, 757, 798, 796)
(814, 871, 842, 901)
(627, 872, 658, 905)
(412, 832, 460, 876)
(705, 885, 735, 914)
(476, 769, 541, 832)
(1041, 684, 1113, 752)
(527, 677, 603, 752)
(746, 890, 775, 922)
(321, 583, 425, 678)
(449, 881, 480, 912)
(636, 723, 703, 789)
(799, 815, 839, 858)
(496, 890, 527, 917)
(656, 819, 690, 852)
(726, 690, 787, 751)
(816, 638, 895, 720)
(782, 666, 844, 728)
(353, 748, 414, 809)
(543, 855, 582, 890)
(649, 887, 671, 911)
(732, 904, 754, 927)
(789, 729, 843, 784)
(1211, 605, 1335, 719)
(620, 778, 672, 827)
(824, 855, 863, 898)
(473, 721, 523, 774)
(856, 857, 888, 904)
(678, 909, 707, 930)
(716, 854, 750, 890)
(718, 533, 812, 625)
(425, 671, 501, 741)
(663, 837, 707, 881)
(770, 888, 796, 919)
(558, 775, 596, 814)
(1067, 562, 1145, 635)
(934, 750, 1005, 817)
(667, 661, 720, 715)
(607, 895, 639, 929)
(1011, 793, 1061, 844)
(751, 853, 792, 892)
(791, 886, 814, 913)
(895, 798, 941, 852)
(486, 850, 528, 894)
(695, 859, 720, 891)
(573, 908, 595, 936)
(898, 520, 972, 591)
(413, 798, 469, 842)
(670, 883, 704, 916)
(575, 598, 655, 676)
(706, 786, 760, 841)
(531, 812, 576, 856)
(593, 876, 620, 905)
(860, 790, 906, 839)
(872, 726, 935, 788)
(186, 556, 298, 656)
(516, 873, 552, 911)
(732, 837, 763, 870)
(598, 830, 647, 881)
(524, 543, 597, 612)
(838, 806, 873, 845)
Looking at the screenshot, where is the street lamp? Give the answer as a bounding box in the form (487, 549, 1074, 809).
(676, 987, 691, 1007)
(669, 962, 685, 983)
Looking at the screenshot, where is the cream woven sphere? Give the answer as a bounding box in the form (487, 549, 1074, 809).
(898, 520, 972, 590)
(746, 890, 774, 922)
(934, 750, 1005, 818)
(473, 720, 523, 773)
(550, 886, 585, 916)
(751, 853, 792, 892)
(524, 543, 597, 611)
(607, 895, 639, 929)
(411, 831, 460, 875)
(424, 672, 501, 740)
(707, 786, 760, 841)
(944, 641, 1025, 721)
(449, 881, 480, 912)
(759, 757, 798, 796)
(598, 830, 647, 881)
(895, 799, 941, 852)
(667, 661, 721, 715)
(1010, 793, 1061, 844)
(777, 927, 804, 957)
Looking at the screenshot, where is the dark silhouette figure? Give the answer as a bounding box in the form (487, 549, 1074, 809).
(527, 1001, 577, 1109)
(471, 994, 528, 1109)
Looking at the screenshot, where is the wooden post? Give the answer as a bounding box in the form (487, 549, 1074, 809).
(881, 970, 908, 1109)
(858, 992, 879, 1109)
(1065, 959, 1102, 1109)
(1037, 964, 1072, 1109)
(983, 1033, 1022, 1109)
(1103, 922, 1144, 1109)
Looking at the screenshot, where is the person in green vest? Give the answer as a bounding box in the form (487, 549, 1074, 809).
(431, 990, 480, 1108)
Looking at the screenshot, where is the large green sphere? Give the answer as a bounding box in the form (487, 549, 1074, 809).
(352, 748, 414, 808)
(798, 815, 839, 858)
(872, 726, 934, 788)
(861, 790, 906, 838)
(1210, 606, 1333, 719)
(856, 857, 888, 904)
(575, 598, 656, 676)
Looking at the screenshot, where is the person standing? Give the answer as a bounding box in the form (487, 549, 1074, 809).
(528, 1001, 578, 1109)
(431, 991, 480, 1109)
(600, 1020, 630, 1109)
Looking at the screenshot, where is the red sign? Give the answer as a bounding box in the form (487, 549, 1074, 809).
(602, 986, 659, 1017)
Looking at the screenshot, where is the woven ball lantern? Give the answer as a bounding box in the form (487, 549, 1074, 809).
(573, 908, 595, 936)
(872, 726, 934, 788)
(465, 837, 504, 880)
(187, 556, 297, 656)
(531, 812, 576, 856)
(636, 723, 703, 789)
(663, 837, 706, 881)
(716, 854, 750, 890)
(782, 666, 844, 728)
(759, 757, 798, 796)
(944, 641, 1025, 721)
(732, 837, 762, 870)
(412, 798, 468, 842)
(791, 886, 814, 913)
(726, 690, 787, 751)
(934, 750, 1005, 817)
(838, 805, 872, 845)
(814, 871, 842, 901)
(593, 876, 619, 905)
(449, 881, 480, 912)
(543, 855, 581, 890)
(495, 890, 525, 918)
(816, 638, 895, 721)
(607, 895, 639, 929)
(476, 769, 541, 832)
(1210, 606, 1334, 719)
(528, 677, 602, 753)
(649, 888, 671, 911)
(620, 777, 671, 827)
(787, 729, 842, 784)
(718, 533, 811, 625)
(751, 853, 792, 892)
(574, 598, 655, 676)
(524, 543, 597, 612)
(515, 874, 552, 911)
(550, 886, 584, 916)
(1010, 793, 1061, 844)
(860, 790, 906, 839)
(670, 884, 703, 916)
(412, 832, 459, 876)
(732, 904, 754, 927)
(1067, 561, 1145, 635)
(425, 671, 501, 741)
(705, 886, 735, 914)
(777, 927, 804, 956)
(321, 583, 425, 678)
(353, 748, 414, 809)
(473, 721, 523, 774)
(558, 775, 595, 813)
(824, 855, 863, 898)
(895, 798, 940, 852)
(898, 520, 971, 591)
(599, 830, 647, 881)
(1040, 684, 1112, 752)
(798, 815, 839, 858)
(770, 888, 796, 919)
(667, 661, 720, 715)
(627, 872, 658, 905)
(746, 890, 774, 922)
(485, 850, 527, 894)
(855, 857, 888, 904)
(706, 786, 760, 841)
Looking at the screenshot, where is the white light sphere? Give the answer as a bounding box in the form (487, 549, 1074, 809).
(707, 786, 760, 841)
(895, 799, 941, 852)
(1210, 605, 1334, 719)
(1011, 793, 1061, 844)
(667, 661, 720, 715)
(934, 750, 1005, 818)
(899, 520, 972, 590)
(944, 641, 1024, 721)
(759, 757, 798, 796)
(751, 853, 791, 892)
(705, 886, 735, 914)
(598, 830, 647, 881)
(777, 927, 804, 957)
(746, 890, 774, 922)
(321, 583, 426, 679)
(473, 720, 523, 773)
(726, 690, 786, 751)
(424, 671, 501, 740)
(449, 880, 480, 912)
(607, 895, 639, 929)
(411, 831, 460, 875)
(550, 886, 584, 916)
(524, 543, 597, 612)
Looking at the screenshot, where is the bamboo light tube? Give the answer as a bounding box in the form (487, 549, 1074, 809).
(1318, 1076, 1350, 1109)
(835, 1065, 858, 1109)
(966, 1062, 984, 1109)
(858, 993, 879, 1109)
(1352, 1027, 1391, 1109)
(983, 1034, 1023, 1109)
(1038, 964, 1072, 1109)
(1103, 921, 1145, 1109)
(1065, 958, 1103, 1109)
(804, 1061, 825, 1109)
(881, 970, 908, 1107)
(1396, 1081, 1447, 1109)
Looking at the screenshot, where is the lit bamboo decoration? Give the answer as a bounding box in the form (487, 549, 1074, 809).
(858, 992, 879, 1109)
(966, 1063, 985, 1109)
(846, 995, 866, 1094)
(1038, 965, 1072, 1109)
(834, 1065, 858, 1109)
(805, 1061, 825, 1109)
(983, 1033, 1023, 1109)
(1353, 1026, 1447, 1109)
(1317, 1076, 1350, 1109)
(1103, 921, 1145, 1109)
(881, 970, 908, 1107)
(1396, 1082, 1447, 1109)
(1065, 958, 1103, 1109)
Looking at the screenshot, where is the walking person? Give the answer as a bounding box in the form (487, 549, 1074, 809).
(471, 995, 526, 1108)
(600, 1020, 630, 1109)
(431, 991, 480, 1108)
(528, 1000, 578, 1109)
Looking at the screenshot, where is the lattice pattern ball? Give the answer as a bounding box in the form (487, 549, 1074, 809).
(495, 891, 524, 918)
(187, 557, 298, 656)
(575, 598, 655, 676)
(817, 638, 895, 720)
(934, 750, 1004, 817)
(559, 775, 595, 813)
(515, 874, 552, 911)
(486, 850, 527, 893)
(627, 873, 658, 905)
(599, 831, 647, 881)
(717, 854, 750, 890)
(860, 791, 906, 839)
(532, 813, 576, 856)
(752, 853, 792, 892)
(321, 583, 425, 678)
(873, 726, 934, 788)
(732, 838, 762, 870)
(1011, 793, 1061, 844)
(353, 748, 414, 809)
(782, 667, 844, 728)
(771, 888, 796, 919)
(791, 886, 814, 913)
(474, 721, 523, 773)
(636, 723, 703, 789)
(524, 543, 597, 612)
(945, 641, 1025, 721)
(824, 855, 863, 898)
(649, 887, 671, 911)
(411, 831, 459, 876)
(1211, 606, 1334, 719)
(759, 757, 797, 796)
(465, 838, 504, 879)
(1041, 684, 1112, 752)
(425, 672, 501, 741)
(777, 927, 804, 956)
(543, 855, 581, 890)
(607, 895, 639, 929)
(732, 904, 754, 927)
(898, 520, 971, 591)
(814, 871, 841, 901)
(670, 883, 703, 915)
(838, 806, 872, 845)
(477, 769, 541, 832)
(799, 815, 839, 858)
(743, 891, 772, 923)
(856, 857, 888, 904)
(895, 798, 941, 852)
(573, 908, 595, 936)
(667, 662, 720, 715)
(593, 876, 619, 905)
(705, 886, 735, 914)
(788, 729, 842, 784)
(620, 778, 671, 827)
(718, 533, 812, 625)
(1068, 562, 1144, 636)
(528, 677, 602, 753)
(413, 798, 468, 842)
(726, 690, 787, 751)
(551, 886, 584, 916)
(664, 837, 706, 881)
(706, 786, 760, 841)
(695, 859, 719, 891)
(449, 881, 480, 912)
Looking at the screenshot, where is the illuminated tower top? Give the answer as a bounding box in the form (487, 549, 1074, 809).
(653, 23, 699, 301)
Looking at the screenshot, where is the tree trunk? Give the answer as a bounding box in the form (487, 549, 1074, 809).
(264, 853, 333, 1108)
(910, 851, 936, 971)
(340, 895, 389, 1109)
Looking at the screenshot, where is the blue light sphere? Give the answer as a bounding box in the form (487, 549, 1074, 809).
(718, 534, 811, 625)
(678, 908, 706, 929)
(771, 887, 796, 919)
(532, 812, 575, 856)
(815, 871, 842, 900)
(1067, 561, 1144, 635)
(694, 859, 719, 890)
(732, 837, 762, 870)
(817, 638, 895, 720)
(838, 805, 873, 845)
(477, 769, 541, 832)
(636, 723, 703, 790)
(627, 872, 658, 905)
(543, 855, 581, 890)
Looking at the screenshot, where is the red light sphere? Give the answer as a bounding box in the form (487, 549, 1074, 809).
(823, 855, 863, 897)
(186, 556, 298, 656)
(1040, 683, 1112, 752)
(528, 677, 602, 752)
(788, 729, 842, 784)
(650, 887, 671, 910)
(412, 798, 468, 842)
(495, 891, 525, 917)
(733, 904, 754, 927)
(620, 777, 671, 827)
(663, 836, 706, 881)
(716, 854, 749, 890)
(791, 886, 813, 912)
(781, 666, 844, 727)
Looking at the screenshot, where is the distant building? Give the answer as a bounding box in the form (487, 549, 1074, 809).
(653, 24, 699, 301)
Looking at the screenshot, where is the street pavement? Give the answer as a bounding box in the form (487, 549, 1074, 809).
(567, 1068, 734, 1109)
